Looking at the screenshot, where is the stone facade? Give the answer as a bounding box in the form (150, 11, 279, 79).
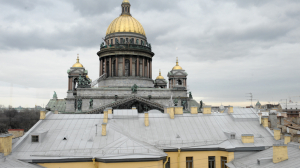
(65, 87, 188, 113)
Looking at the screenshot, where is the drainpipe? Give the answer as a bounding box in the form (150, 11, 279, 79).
(92, 158, 98, 168)
(164, 156, 169, 168)
(178, 149, 181, 168)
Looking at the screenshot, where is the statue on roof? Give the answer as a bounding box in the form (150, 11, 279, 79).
(189, 92, 193, 98)
(174, 98, 178, 106)
(53, 91, 57, 99)
(77, 74, 91, 88)
(77, 98, 82, 112)
(182, 100, 187, 110)
(131, 84, 138, 93)
(116, 38, 119, 45)
(89, 99, 93, 109)
(100, 42, 104, 48)
(199, 100, 203, 110)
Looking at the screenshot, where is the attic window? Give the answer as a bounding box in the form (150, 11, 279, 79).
(231, 134, 235, 139)
(31, 135, 39, 142)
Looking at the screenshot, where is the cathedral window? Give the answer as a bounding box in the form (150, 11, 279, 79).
(126, 38, 128, 43)
(111, 39, 113, 45)
(120, 38, 124, 44)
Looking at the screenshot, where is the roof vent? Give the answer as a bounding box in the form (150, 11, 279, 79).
(63, 137, 67, 140)
(176, 134, 180, 138)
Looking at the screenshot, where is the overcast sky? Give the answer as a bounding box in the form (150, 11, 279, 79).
(0, 0, 300, 108)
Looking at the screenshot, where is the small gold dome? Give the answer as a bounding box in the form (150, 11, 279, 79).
(106, 6, 145, 36)
(156, 69, 164, 79)
(123, 0, 130, 3)
(172, 57, 183, 70)
(86, 75, 90, 79)
(72, 55, 83, 68)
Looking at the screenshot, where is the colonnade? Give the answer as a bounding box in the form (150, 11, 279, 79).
(99, 56, 152, 79)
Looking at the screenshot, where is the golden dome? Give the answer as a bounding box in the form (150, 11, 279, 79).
(106, 15, 146, 36)
(156, 69, 164, 79)
(72, 55, 83, 68)
(123, 0, 130, 3)
(172, 57, 183, 70)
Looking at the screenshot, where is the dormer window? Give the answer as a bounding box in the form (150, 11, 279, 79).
(231, 134, 235, 139)
(31, 135, 39, 142)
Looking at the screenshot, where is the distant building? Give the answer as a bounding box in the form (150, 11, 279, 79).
(278, 103, 300, 117)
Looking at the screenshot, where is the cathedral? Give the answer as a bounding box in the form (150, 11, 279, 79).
(63, 0, 197, 114)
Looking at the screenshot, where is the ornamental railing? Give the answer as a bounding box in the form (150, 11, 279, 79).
(100, 43, 152, 52)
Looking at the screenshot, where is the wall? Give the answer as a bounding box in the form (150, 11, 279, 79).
(66, 87, 187, 112)
(8, 129, 24, 138)
(39, 160, 163, 168)
(166, 151, 234, 168)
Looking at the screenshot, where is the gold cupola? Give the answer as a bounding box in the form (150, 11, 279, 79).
(72, 54, 84, 68)
(106, 0, 146, 36)
(172, 57, 183, 70)
(156, 69, 164, 79)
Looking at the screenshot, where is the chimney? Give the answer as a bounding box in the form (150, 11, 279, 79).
(103, 110, 108, 123)
(269, 111, 277, 129)
(175, 106, 183, 114)
(168, 107, 174, 119)
(107, 107, 112, 114)
(273, 128, 281, 140)
(144, 112, 149, 127)
(241, 134, 254, 143)
(190, 106, 198, 114)
(0, 134, 13, 156)
(203, 106, 211, 114)
(228, 106, 233, 114)
(40, 111, 46, 120)
(284, 134, 291, 144)
(258, 112, 262, 124)
(102, 123, 107, 136)
(273, 144, 288, 163)
(261, 116, 268, 127)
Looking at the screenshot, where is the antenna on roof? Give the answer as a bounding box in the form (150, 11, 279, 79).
(246, 93, 256, 107)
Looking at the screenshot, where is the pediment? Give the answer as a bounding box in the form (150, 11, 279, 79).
(69, 69, 85, 74)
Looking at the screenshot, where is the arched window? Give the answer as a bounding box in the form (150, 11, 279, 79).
(177, 79, 182, 85)
(122, 7, 124, 13)
(111, 39, 113, 45)
(125, 59, 130, 76)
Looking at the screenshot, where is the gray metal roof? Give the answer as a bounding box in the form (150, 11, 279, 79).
(46, 99, 66, 112)
(228, 145, 300, 168)
(231, 107, 259, 121)
(10, 111, 276, 162)
(0, 155, 44, 168)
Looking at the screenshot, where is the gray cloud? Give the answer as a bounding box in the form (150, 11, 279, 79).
(0, 0, 300, 107)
